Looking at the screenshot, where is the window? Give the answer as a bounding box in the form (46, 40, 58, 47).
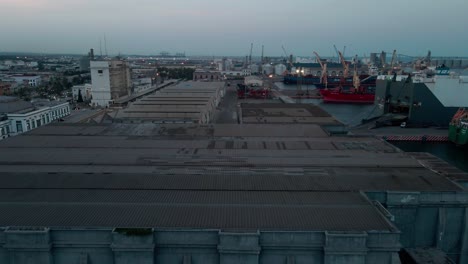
(5, 126, 9, 134)
(42, 115, 46, 124)
(16, 121, 23, 133)
(46, 115, 50, 123)
(26, 120, 31, 130)
(36, 119, 41, 127)
(98, 70, 103, 74)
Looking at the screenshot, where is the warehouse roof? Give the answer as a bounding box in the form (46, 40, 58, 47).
(0, 123, 461, 231)
(0, 191, 393, 231)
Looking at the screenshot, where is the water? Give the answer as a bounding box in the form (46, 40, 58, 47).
(391, 142, 468, 173)
(276, 82, 468, 173)
(275, 82, 378, 127)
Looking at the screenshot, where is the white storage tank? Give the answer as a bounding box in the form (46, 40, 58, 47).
(274, 64, 287, 76)
(262, 64, 273, 75)
(250, 64, 260, 74)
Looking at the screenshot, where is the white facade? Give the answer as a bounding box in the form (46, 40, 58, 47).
(90, 60, 131, 107)
(91, 61, 112, 107)
(10, 75, 41, 87)
(244, 76, 263, 87)
(1, 102, 70, 140)
(424, 75, 468, 107)
(0, 118, 10, 140)
(72, 84, 92, 102)
(132, 78, 152, 93)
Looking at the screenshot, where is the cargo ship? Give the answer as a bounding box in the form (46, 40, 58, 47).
(320, 86, 375, 104)
(284, 74, 377, 89)
(449, 108, 468, 146)
(373, 65, 468, 127)
(319, 71, 376, 104)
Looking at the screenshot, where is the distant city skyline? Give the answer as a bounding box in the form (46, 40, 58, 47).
(1, 0, 468, 57)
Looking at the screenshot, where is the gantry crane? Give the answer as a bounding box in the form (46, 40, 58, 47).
(338, 51, 349, 78)
(388, 49, 397, 75)
(353, 55, 360, 90)
(313, 51, 328, 86)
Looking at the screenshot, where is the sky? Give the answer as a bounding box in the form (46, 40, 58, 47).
(1, 0, 468, 57)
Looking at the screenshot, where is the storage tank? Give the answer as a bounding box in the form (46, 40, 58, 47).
(250, 64, 259, 74)
(274, 64, 287, 76)
(262, 64, 273, 75)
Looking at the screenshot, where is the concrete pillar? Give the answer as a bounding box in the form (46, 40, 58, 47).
(111, 228, 154, 264)
(323, 232, 368, 264)
(218, 231, 260, 264)
(459, 208, 468, 263)
(436, 208, 446, 249)
(4, 227, 52, 264)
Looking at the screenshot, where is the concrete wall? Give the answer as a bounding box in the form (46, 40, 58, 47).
(367, 191, 468, 263)
(0, 228, 401, 264)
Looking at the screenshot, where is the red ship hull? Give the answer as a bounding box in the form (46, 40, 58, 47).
(320, 89, 375, 104)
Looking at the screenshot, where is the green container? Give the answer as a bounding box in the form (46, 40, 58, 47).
(449, 122, 468, 146)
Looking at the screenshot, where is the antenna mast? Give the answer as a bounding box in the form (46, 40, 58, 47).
(104, 34, 108, 57)
(99, 38, 103, 57)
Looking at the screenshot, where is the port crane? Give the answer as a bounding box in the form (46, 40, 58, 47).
(352, 55, 360, 90)
(313, 51, 328, 86)
(332, 45, 347, 61)
(388, 49, 397, 75)
(282, 45, 303, 96)
(249, 43, 253, 66)
(281, 45, 294, 72)
(338, 51, 349, 78)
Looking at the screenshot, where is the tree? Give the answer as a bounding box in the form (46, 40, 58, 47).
(77, 89, 83, 103)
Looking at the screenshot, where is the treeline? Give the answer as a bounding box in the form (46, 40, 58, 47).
(157, 67, 195, 80)
(13, 77, 73, 101)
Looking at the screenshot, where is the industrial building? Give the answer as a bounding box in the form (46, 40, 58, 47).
(292, 62, 369, 77)
(193, 69, 222, 81)
(0, 96, 70, 140)
(374, 71, 468, 126)
(72, 83, 92, 102)
(90, 60, 131, 107)
(114, 81, 225, 124)
(0, 120, 468, 263)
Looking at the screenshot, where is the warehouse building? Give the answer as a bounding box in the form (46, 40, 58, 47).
(0, 122, 468, 263)
(114, 81, 225, 124)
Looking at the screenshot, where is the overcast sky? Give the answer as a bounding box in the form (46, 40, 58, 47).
(1, 0, 467, 57)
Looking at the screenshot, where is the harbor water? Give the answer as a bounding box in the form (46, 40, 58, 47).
(276, 82, 468, 173)
(391, 141, 468, 173)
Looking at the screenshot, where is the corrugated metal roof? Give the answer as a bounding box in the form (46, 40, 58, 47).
(0, 170, 460, 192)
(0, 193, 392, 231)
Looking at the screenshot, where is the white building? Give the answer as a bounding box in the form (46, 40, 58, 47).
(244, 76, 263, 87)
(221, 70, 251, 77)
(10, 75, 41, 87)
(72, 84, 92, 102)
(0, 96, 70, 140)
(132, 78, 152, 94)
(90, 60, 131, 107)
(0, 117, 10, 140)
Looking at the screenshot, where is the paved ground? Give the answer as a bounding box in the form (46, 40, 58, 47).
(350, 126, 449, 137)
(213, 85, 239, 124)
(63, 109, 102, 123)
